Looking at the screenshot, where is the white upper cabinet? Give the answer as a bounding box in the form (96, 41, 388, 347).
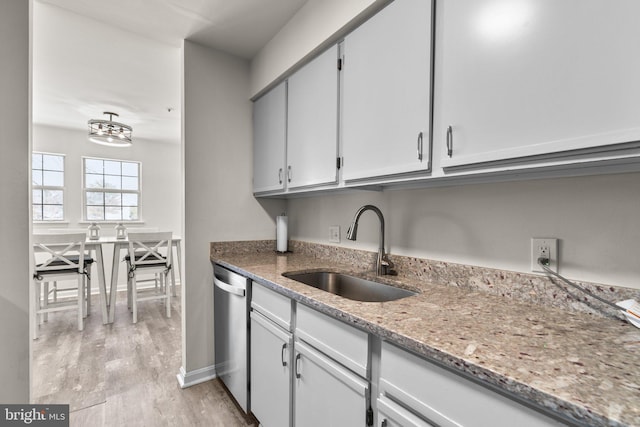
(253, 82, 286, 194)
(287, 45, 339, 190)
(437, 0, 640, 168)
(342, 0, 433, 182)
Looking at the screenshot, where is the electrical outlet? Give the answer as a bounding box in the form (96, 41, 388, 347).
(531, 238, 558, 273)
(329, 225, 340, 243)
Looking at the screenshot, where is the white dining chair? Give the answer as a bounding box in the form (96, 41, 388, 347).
(32, 233, 92, 339)
(125, 232, 174, 323)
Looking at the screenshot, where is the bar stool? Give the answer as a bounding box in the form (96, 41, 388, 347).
(32, 233, 91, 339)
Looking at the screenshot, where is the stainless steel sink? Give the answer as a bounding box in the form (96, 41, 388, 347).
(282, 271, 416, 302)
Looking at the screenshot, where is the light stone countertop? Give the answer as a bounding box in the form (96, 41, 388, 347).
(211, 244, 640, 427)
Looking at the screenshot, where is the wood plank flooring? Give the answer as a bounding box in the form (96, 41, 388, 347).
(32, 286, 256, 427)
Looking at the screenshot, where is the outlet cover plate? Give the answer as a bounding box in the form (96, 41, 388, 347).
(531, 238, 558, 273)
(329, 225, 340, 243)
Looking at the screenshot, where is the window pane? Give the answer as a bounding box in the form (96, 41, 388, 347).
(33, 205, 42, 221)
(123, 206, 139, 221)
(104, 174, 121, 189)
(43, 190, 63, 204)
(122, 162, 138, 177)
(86, 191, 104, 205)
(104, 161, 121, 175)
(122, 176, 138, 191)
(42, 154, 64, 171)
(33, 189, 42, 204)
(87, 206, 104, 221)
(43, 205, 64, 220)
(85, 158, 103, 174)
(32, 153, 43, 169)
(105, 193, 122, 206)
(86, 173, 104, 188)
(83, 157, 140, 221)
(43, 170, 64, 187)
(122, 193, 138, 206)
(32, 170, 43, 186)
(105, 207, 122, 221)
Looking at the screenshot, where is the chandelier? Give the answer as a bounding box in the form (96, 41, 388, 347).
(88, 112, 133, 147)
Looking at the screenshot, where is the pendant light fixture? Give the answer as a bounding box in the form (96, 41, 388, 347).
(88, 112, 133, 147)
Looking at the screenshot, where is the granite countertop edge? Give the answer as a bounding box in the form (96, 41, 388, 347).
(211, 252, 640, 427)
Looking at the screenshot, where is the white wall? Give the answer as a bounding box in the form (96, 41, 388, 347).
(250, 0, 388, 97)
(0, 0, 31, 403)
(182, 40, 285, 377)
(32, 124, 181, 289)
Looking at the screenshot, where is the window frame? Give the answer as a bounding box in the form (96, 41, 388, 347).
(81, 156, 142, 223)
(32, 152, 66, 222)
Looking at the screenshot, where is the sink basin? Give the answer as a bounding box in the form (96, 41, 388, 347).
(282, 271, 416, 302)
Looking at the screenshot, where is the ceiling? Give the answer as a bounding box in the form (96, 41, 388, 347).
(33, 0, 308, 144)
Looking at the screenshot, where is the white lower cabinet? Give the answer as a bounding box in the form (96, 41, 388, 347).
(294, 340, 369, 427)
(294, 303, 370, 426)
(379, 341, 564, 427)
(250, 283, 293, 427)
(250, 311, 292, 427)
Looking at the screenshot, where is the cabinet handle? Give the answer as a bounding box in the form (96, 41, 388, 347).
(446, 125, 453, 158)
(287, 165, 292, 183)
(281, 343, 288, 367)
(278, 168, 283, 184)
(294, 353, 301, 379)
(417, 131, 423, 161)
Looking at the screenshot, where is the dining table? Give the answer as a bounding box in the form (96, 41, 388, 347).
(84, 235, 182, 323)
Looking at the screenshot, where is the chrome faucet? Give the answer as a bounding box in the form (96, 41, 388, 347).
(346, 205, 395, 275)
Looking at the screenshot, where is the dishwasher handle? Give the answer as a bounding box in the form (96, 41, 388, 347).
(213, 275, 246, 297)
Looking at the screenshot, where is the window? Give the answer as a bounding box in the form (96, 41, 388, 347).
(83, 157, 141, 221)
(32, 152, 65, 221)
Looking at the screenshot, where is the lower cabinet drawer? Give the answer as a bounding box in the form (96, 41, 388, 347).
(251, 281, 292, 331)
(380, 341, 564, 427)
(295, 303, 368, 377)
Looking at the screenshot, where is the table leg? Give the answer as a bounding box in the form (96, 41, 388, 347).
(94, 245, 109, 324)
(108, 242, 123, 323)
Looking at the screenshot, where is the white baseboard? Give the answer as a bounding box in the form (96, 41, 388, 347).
(176, 364, 217, 389)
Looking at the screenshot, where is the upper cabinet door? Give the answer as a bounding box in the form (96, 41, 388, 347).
(287, 45, 339, 190)
(342, 0, 433, 182)
(438, 0, 640, 168)
(253, 82, 286, 194)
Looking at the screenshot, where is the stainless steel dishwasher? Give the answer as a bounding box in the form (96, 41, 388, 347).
(213, 263, 251, 414)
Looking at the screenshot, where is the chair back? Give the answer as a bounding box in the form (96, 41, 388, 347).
(127, 232, 173, 270)
(33, 233, 87, 275)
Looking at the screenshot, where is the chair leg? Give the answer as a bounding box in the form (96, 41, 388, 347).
(165, 272, 171, 318)
(170, 266, 177, 297)
(43, 282, 49, 323)
(86, 274, 91, 317)
(132, 274, 138, 324)
(77, 276, 84, 331)
(33, 281, 40, 340)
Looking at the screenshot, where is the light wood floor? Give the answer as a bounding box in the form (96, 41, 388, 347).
(32, 286, 256, 427)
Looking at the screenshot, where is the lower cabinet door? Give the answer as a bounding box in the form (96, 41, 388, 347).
(294, 340, 369, 427)
(250, 310, 292, 427)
